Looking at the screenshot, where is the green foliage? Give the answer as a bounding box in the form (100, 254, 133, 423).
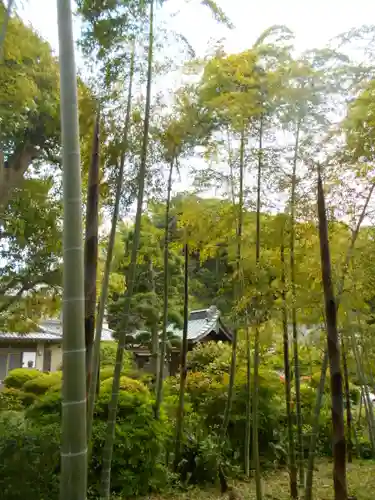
(0, 415, 60, 500)
(4, 368, 41, 389)
(100, 341, 133, 368)
(91, 391, 169, 497)
(100, 375, 148, 394)
(187, 341, 232, 372)
(107, 217, 185, 338)
(0, 388, 36, 411)
(99, 365, 115, 382)
(23, 371, 62, 395)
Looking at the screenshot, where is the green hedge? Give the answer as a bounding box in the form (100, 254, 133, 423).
(23, 372, 62, 395)
(0, 388, 37, 412)
(4, 368, 41, 389)
(100, 375, 148, 394)
(99, 365, 115, 382)
(20, 379, 169, 499)
(0, 414, 60, 500)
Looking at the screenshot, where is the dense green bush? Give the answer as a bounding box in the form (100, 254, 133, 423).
(100, 375, 148, 394)
(4, 368, 41, 389)
(0, 388, 37, 411)
(25, 390, 62, 425)
(99, 365, 116, 382)
(23, 371, 62, 395)
(100, 341, 133, 368)
(22, 373, 169, 498)
(165, 365, 285, 464)
(90, 388, 169, 497)
(0, 413, 60, 500)
(187, 341, 232, 373)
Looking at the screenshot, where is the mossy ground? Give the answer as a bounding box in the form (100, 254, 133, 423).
(146, 459, 375, 499)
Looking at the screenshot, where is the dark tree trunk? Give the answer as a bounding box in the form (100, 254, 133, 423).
(317, 166, 348, 500)
(290, 119, 304, 487)
(341, 335, 353, 463)
(281, 228, 298, 499)
(174, 242, 189, 471)
(222, 127, 244, 436)
(84, 112, 100, 394)
(305, 349, 329, 500)
(155, 156, 174, 418)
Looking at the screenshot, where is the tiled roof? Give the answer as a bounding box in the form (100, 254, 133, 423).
(0, 331, 62, 342)
(167, 306, 224, 342)
(0, 319, 115, 343)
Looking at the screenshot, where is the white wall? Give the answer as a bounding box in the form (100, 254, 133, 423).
(35, 343, 44, 370)
(50, 344, 62, 371)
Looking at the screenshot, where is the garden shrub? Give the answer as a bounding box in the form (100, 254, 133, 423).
(24, 374, 169, 498)
(0, 388, 36, 412)
(100, 375, 148, 394)
(25, 390, 62, 425)
(4, 368, 41, 389)
(90, 386, 169, 497)
(99, 365, 115, 382)
(173, 412, 226, 485)
(100, 341, 133, 368)
(187, 341, 232, 373)
(23, 371, 62, 395)
(0, 414, 60, 500)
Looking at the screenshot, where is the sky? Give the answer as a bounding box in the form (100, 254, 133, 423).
(18, 0, 375, 210)
(20, 0, 374, 58)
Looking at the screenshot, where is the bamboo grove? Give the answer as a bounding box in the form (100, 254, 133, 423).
(2, 2, 375, 500)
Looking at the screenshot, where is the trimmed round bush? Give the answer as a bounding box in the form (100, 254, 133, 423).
(25, 379, 168, 498)
(25, 390, 61, 424)
(99, 365, 115, 382)
(4, 368, 41, 389)
(91, 387, 169, 497)
(0, 388, 36, 412)
(23, 371, 62, 395)
(100, 375, 148, 394)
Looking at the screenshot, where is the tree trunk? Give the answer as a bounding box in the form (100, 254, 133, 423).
(173, 242, 189, 471)
(155, 156, 174, 418)
(222, 127, 244, 436)
(252, 112, 263, 500)
(57, 1, 87, 499)
(253, 325, 262, 500)
(85, 112, 100, 394)
(281, 229, 298, 499)
(290, 119, 304, 487)
(341, 334, 353, 463)
(148, 258, 160, 385)
(305, 178, 374, 489)
(244, 323, 251, 476)
(350, 323, 375, 456)
(317, 167, 348, 500)
(100, 2, 154, 497)
(305, 349, 329, 500)
(86, 40, 135, 448)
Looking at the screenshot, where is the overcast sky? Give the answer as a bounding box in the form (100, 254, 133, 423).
(18, 0, 375, 210)
(20, 0, 374, 57)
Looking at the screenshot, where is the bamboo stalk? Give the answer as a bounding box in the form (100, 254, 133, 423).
(317, 167, 348, 500)
(290, 118, 304, 488)
(173, 242, 189, 470)
(281, 228, 298, 499)
(304, 349, 329, 500)
(57, 0, 87, 498)
(100, 4, 154, 497)
(86, 41, 135, 448)
(85, 111, 100, 394)
(155, 156, 174, 418)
